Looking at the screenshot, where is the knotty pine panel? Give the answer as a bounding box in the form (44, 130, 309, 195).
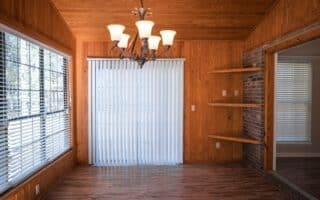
(244, 0, 320, 170)
(52, 0, 277, 40)
(245, 0, 320, 50)
(0, 0, 75, 54)
(75, 40, 244, 164)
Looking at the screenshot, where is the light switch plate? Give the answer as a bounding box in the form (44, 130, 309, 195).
(191, 105, 196, 112)
(215, 142, 221, 149)
(222, 90, 227, 97)
(234, 90, 239, 96)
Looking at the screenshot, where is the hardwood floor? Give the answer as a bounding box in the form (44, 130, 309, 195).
(277, 157, 320, 199)
(45, 163, 289, 200)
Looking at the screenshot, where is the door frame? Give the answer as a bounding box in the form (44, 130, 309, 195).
(264, 26, 320, 171)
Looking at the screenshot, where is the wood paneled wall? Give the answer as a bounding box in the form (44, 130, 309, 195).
(245, 0, 320, 50)
(244, 0, 320, 170)
(75, 40, 244, 164)
(0, 150, 74, 200)
(0, 1, 76, 199)
(0, 0, 75, 53)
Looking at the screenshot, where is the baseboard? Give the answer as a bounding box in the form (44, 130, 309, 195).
(277, 152, 320, 158)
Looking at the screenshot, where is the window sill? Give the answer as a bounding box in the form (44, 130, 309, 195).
(277, 141, 312, 145)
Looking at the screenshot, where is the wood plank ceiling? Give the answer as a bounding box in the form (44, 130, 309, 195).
(51, 0, 277, 41)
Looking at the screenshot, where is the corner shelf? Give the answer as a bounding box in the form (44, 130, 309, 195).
(208, 135, 261, 145)
(208, 102, 263, 108)
(208, 67, 263, 74)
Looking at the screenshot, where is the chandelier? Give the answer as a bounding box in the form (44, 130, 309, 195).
(106, 0, 176, 67)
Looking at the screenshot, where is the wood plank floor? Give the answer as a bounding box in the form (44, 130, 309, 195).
(277, 157, 320, 199)
(45, 163, 289, 200)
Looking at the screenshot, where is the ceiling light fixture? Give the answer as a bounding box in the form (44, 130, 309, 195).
(107, 0, 176, 67)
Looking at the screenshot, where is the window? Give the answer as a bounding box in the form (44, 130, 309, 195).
(276, 61, 312, 142)
(0, 29, 70, 194)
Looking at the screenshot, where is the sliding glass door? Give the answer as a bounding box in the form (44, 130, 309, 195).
(89, 59, 184, 166)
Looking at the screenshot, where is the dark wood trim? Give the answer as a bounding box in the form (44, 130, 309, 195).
(264, 51, 275, 171)
(264, 27, 320, 171)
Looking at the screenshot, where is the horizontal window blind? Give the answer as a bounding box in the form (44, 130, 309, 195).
(0, 30, 71, 194)
(276, 62, 312, 142)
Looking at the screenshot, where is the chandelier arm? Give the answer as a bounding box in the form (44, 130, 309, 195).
(109, 41, 119, 52)
(140, 0, 144, 8)
(129, 32, 139, 56)
(107, 0, 175, 67)
(119, 48, 126, 58)
(140, 38, 148, 59)
(157, 45, 171, 57)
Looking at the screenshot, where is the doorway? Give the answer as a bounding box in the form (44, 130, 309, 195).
(273, 38, 320, 198)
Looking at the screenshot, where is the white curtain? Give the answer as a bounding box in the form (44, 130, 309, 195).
(89, 59, 184, 166)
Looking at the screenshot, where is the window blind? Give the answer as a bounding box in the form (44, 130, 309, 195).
(276, 62, 312, 142)
(0, 30, 71, 194)
(89, 59, 184, 166)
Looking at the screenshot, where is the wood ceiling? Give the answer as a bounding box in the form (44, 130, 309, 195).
(51, 0, 277, 41)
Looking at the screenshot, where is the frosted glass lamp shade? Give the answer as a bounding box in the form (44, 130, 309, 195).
(148, 36, 161, 50)
(136, 20, 154, 38)
(107, 24, 125, 41)
(117, 34, 130, 48)
(160, 30, 176, 46)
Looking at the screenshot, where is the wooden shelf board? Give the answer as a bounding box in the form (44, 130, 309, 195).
(208, 67, 263, 74)
(208, 135, 261, 145)
(208, 102, 263, 108)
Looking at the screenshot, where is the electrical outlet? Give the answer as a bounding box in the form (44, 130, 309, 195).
(234, 90, 239, 96)
(35, 184, 40, 195)
(222, 90, 227, 97)
(191, 105, 196, 112)
(215, 142, 221, 149)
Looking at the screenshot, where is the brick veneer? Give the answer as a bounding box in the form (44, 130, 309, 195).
(242, 48, 265, 170)
(242, 48, 313, 200)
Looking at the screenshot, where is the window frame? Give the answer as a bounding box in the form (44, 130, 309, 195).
(0, 24, 71, 194)
(275, 60, 312, 143)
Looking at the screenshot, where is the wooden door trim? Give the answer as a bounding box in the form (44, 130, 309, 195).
(264, 27, 320, 171)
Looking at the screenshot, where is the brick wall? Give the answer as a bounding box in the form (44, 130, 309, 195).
(242, 48, 312, 200)
(242, 48, 265, 170)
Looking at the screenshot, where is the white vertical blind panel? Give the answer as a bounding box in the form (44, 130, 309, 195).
(276, 62, 312, 142)
(89, 59, 183, 166)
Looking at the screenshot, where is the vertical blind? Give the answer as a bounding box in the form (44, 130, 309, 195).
(0, 29, 71, 194)
(89, 59, 184, 166)
(276, 61, 312, 142)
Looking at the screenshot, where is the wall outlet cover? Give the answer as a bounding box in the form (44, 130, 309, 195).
(222, 90, 227, 97)
(234, 90, 239, 96)
(35, 184, 40, 195)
